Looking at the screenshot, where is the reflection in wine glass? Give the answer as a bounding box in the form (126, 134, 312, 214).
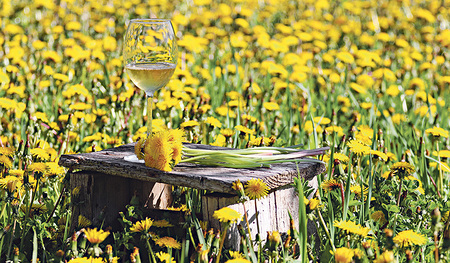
(123, 19, 178, 162)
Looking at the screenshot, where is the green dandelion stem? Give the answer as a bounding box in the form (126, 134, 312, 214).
(145, 236, 157, 263)
(340, 182, 345, 214)
(180, 147, 328, 168)
(427, 171, 442, 198)
(215, 226, 228, 263)
(317, 209, 335, 251)
(183, 146, 327, 156)
(254, 200, 261, 237)
(0, 202, 7, 222)
(27, 178, 40, 219)
(437, 142, 444, 194)
(397, 179, 403, 206)
(6, 218, 16, 261)
(242, 202, 252, 247)
(46, 184, 66, 223)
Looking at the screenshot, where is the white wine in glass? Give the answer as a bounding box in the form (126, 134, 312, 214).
(123, 19, 178, 162)
(125, 62, 176, 96)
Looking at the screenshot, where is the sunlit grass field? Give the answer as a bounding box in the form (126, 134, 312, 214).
(0, 0, 450, 262)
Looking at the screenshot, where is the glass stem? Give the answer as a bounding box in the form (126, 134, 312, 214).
(147, 95, 153, 138)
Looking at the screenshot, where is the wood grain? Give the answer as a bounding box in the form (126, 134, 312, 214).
(70, 170, 172, 231)
(59, 143, 326, 194)
(202, 184, 319, 250)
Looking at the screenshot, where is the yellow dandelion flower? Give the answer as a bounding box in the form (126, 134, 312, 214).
(308, 198, 320, 210)
(369, 150, 388, 162)
(393, 230, 428, 247)
(350, 82, 367, 94)
(385, 152, 397, 162)
(350, 185, 370, 200)
(220, 128, 236, 138)
(267, 230, 281, 244)
(263, 101, 280, 111)
(321, 179, 341, 192)
(0, 176, 20, 192)
(234, 125, 256, 135)
(325, 125, 344, 137)
(205, 116, 222, 128)
(168, 128, 185, 165)
(245, 178, 269, 200)
(210, 134, 227, 147)
(134, 138, 145, 160)
(0, 146, 14, 157)
(167, 204, 189, 212)
(347, 140, 370, 155)
(152, 219, 173, 227)
(155, 236, 181, 249)
(390, 161, 415, 178)
(313, 117, 331, 125)
(180, 120, 199, 129)
(229, 250, 245, 259)
(386, 85, 400, 97)
(355, 133, 372, 146)
(144, 131, 174, 172)
(357, 125, 373, 138)
(430, 162, 450, 173)
(425, 126, 449, 138)
(336, 51, 355, 64)
(248, 137, 263, 147)
(156, 251, 175, 262)
(68, 257, 105, 263)
(78, 215, 92, 228)
(334, 220, 370, 237)
(225, 259, 251, 263)
(213, 207, 242, 223)
(434, 150, 450, 158)
(69, 102, 91, 111)
(374, 250, 395, 263)
(232, 180, 244, 192)
(333, 152, 350, 163)
(8, 169, 24, 177)
(27, 162, 47, 174)
(83, 228, 110, 244)
(46, 162, 66, 176)
(130, 217, 153, 233)
(304, 120, 323, 134)
(0, 155, 12, 169)
(241, 114, 257, 123)
(334, 247, 354, 263)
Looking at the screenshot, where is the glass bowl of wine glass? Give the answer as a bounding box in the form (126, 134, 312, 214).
(123, 19, 178, 162)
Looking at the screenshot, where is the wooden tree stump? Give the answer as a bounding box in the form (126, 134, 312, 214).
(59, 143, 326, 245)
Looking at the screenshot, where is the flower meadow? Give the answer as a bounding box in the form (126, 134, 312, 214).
(1, 0, 450, 262)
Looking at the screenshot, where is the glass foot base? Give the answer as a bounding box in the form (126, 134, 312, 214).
(124, 154, 145, 163)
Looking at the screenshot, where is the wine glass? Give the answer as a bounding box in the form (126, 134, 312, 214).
(123, 19, 178, 161)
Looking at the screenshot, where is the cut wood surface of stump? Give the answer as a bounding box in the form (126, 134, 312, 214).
(59, 143, 326, 194)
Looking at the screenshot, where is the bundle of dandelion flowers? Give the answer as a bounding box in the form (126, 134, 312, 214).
(135, 128, 329, 172)
(134, 128, 185, 172)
